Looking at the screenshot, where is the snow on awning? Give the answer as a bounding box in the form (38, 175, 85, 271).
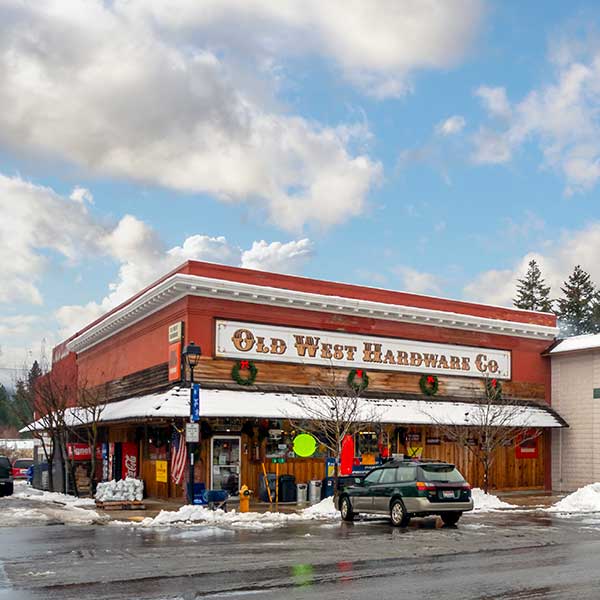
(23, 387, 567, 431)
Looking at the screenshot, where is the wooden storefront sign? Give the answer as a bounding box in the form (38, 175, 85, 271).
(216, 320, 511, 379)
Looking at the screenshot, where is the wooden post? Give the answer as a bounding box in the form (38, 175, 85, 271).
(261, 462, 272, 503)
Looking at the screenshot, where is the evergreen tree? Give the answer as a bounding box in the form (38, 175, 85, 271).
(0, 384, 19, 429)
(592, 291, 600, 334)
(557, 265, 597, 336)
(513, 259, 553, 312)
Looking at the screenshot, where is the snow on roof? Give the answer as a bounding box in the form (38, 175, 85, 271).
(549, 334, 600, 355)
(23, 387, 566, 431)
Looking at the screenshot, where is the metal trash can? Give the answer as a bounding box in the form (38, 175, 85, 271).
(278, 475, 296, 502)
(296, 483, 308, 503)
(309, 479, 322, 503)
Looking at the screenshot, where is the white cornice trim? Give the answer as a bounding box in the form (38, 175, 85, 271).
(66, 273, 559, 353)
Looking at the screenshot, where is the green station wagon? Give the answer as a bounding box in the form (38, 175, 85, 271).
(337, 459, 473, 527)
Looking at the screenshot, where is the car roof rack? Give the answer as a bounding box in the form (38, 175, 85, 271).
(388, 457, 451, 465)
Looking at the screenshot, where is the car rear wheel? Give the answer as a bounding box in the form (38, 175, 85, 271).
(340, 496, 355, 521)
(440, 512, 462, 526)
(390, 499, 410, 527)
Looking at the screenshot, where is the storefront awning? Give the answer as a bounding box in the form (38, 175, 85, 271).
(24, 386, 567, 431)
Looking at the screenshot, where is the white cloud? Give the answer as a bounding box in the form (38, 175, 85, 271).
(130, 0, 483, 99)
(0, 1, 383, 232)
(0, 172, 315, 344)
(393, 266, 441, 295)
(472, 41, 600, 192)
(464, 222, 600, 306)
(475, 86, 511, 119)
(168, 236, 242, 266)
(0, 1, 484, 230)
(69, 187, 94, 205)
(0, 174, 105, 305)
(436, 115, 466, 136)
(241, 239, 313, 273)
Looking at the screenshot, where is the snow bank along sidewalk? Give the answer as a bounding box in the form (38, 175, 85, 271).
(12, 482, 96, 507)
(0, 482, 105, 525)
(471, 488, 517, 512)
(139, 497, 340, 529)
(546, 483, 600, 514)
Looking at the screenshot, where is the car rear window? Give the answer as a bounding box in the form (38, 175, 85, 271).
(14, 459, 33, 469)
(420, 465, 465, 482)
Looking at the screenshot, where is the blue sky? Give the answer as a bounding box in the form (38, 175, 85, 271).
(1, 0, 600, 381)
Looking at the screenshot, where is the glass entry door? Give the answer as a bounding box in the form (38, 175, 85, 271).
(211, 436, 241, 495)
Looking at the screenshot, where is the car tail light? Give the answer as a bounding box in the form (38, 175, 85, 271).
(416, 481, 436, 492)
(462, 483, 471, 490)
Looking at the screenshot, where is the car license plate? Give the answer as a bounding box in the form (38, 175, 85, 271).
(442, 490, 455, 499)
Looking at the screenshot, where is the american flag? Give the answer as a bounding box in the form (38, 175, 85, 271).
(170, 429, 187, 486)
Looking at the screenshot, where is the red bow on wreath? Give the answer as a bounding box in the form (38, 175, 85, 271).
(427, 376, 435, 384)
(491, 379, 497, 388)
(240, 360, 250, 369)
(356, 369, 363, 378)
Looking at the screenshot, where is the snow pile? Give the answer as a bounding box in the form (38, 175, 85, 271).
(471, 488, 516, 511)
(1, 507, 51, 526)
(299, 496, 339, 519)
(95, 478, 144, 502)
(547, 483, 600, 513)
(140, 497, 340, 529)
(13, 484, 95, 507)
(44, 504, 105, 525)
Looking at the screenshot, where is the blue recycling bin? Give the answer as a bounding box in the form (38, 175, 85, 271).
(190, 482, 207, 505)
(323, 477, 335, 498)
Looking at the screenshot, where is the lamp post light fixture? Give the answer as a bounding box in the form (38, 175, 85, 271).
(182, 341, 202, 504)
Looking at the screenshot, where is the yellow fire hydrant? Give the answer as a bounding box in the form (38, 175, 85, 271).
(239, 485, 253, 513)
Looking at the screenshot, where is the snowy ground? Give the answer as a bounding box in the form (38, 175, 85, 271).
(4, 482, 600, 532)
(0, 482, 105, 526)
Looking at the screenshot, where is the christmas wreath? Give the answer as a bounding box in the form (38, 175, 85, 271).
(347, 368, 369, 392)
(486, 378, 502, 398)
(232, 360, 258, 386)
(419, 374, 439, 396)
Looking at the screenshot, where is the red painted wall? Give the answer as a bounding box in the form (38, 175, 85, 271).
(77, 298, 188, 388)
(75, 294, 552, 390)
(67, 261, 555, 390)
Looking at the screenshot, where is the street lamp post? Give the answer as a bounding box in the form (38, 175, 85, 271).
(182, 341, 201, 505)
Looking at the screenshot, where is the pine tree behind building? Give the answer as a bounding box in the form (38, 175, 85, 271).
(513, 259, 553, 312)
(556, 265, 597, 336)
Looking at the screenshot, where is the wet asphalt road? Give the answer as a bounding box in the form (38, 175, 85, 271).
(2, 501, 600, 600)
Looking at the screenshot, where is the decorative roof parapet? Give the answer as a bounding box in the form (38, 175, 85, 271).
(66, 273, 559, 353)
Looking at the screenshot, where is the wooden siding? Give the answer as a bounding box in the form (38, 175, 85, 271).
(193, 358, 546, 402)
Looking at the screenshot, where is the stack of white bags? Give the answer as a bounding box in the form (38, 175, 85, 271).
(95, 477, 144, 502)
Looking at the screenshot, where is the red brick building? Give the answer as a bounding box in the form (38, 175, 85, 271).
(48, 261, 565, 498)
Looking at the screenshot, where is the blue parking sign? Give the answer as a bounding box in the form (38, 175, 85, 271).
(191, 383, 200, 422)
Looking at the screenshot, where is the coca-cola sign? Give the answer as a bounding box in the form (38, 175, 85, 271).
(121, 442, 138, 478)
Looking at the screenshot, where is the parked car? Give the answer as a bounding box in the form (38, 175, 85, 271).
(0, 456, 14, 497)
(12, 458, 34, 480)
(336, 459, 473, 527)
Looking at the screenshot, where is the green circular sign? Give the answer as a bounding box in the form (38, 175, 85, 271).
(293, 433, 317, 457)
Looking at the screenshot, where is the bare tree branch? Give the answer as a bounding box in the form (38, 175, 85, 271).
(421, 377, 541, 493)
(286, 367, 381, 495)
